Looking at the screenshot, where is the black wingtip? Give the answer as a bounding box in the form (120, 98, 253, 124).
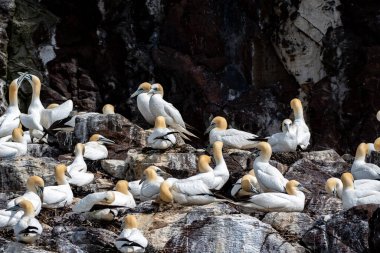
(248, 137, 269, 142)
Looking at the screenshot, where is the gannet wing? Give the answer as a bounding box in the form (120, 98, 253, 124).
(221, 129, 258, 148)
(248, 193, 292, 210)
(256, 167, 287, 193)
(172, 180, 212, 196)
(40, 100, 73, 129)
(0, 144, 18, 157)
(163, 101, 186, 128)
(231, 178, 242, 197)
(43, 187, 67, 205)
(84, 143, 107, 160)
(20, 113, 43, 131)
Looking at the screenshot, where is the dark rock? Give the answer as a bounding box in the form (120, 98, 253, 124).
(0, 238, 54, 253)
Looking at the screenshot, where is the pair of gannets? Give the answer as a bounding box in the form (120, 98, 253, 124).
(205, 116, 259, 149)
(131, 82, 197, 140)
(67, 143, 94, 186)
(0, 127, 27, 158)
(351, 142, 380, 180)
(325, 177, 380, 199)
(73, 180, 135, 221)
(18, 74, 73, 139)
(147, 116, 177, 149)
(339, 173, 380, 209)
(0, 176, 44, 228)
(231, 170, 261, 199)
(115, 215, 148, 253)
(43, 164, 73, 208)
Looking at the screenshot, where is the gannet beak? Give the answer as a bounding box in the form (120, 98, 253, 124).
(298, 185, 311, 194)
(332, 189, 337, 198)
(139, 175, 146, 185)
(157, 170, 172, 178)
(6, 205, 21, 212)
(37, 186, 44, 202)
(130, 90, 141, 98)
(16, 72, 28, 87)
(65, 171, 72, 179)
(204, 124, 214, 135)
(99, 136, 115, 145)
(285, 124, 290, 132)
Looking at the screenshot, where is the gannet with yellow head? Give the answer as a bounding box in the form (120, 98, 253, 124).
(367, 137, 380, 153)
(147, 116, 177, 149)
(325, 176, 380, 199)
(43, 164, 73, 208)
(267, 119, 298, 152)
(0, 127, 27, 158)
(231, 169, 261, 199)
(351, 143, 380, 180)
(139, 166, 166, 201)
(253, 142, 288, 192)
(235, 180, 308, 212)
(341, 172, 380, 209)
(0, 76, 24, 137)
(205, 116, 259, 149)
(102, 104, 115, 115)
(148, 83, 197, 140)
(212, 141, 229, 190)
(290, 98, 310, 149)
(7, 199, 42, 244)
(184, 155, 216, 189)
(67, 143, 94, 187)
(84, 134, 115, 160)
(115, 215, 148, 253)
(130, 82, 156, 125)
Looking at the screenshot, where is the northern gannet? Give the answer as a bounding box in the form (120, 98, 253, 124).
(0, 77, 23, 137)
(212, 141, 229, 190)
(159, 179, 218, 205)
(205, 116, 258, 149)
(148, 83, 197, 140)
(0, 127, 27, 158)
(73, 180, 136, 220)
(267, 119, 297, 152)
(290, 98, 310, 150)
(147, 116, 176, 149)
(115, 215, 148, 253)
(84, 134, 115, 160)
(1, 176, 44, 227)
(325, 177, 380, 199)
(130, 82, 155, 125)
(231, 170, 261, 199)
(102, 104, 115, 115)
(67, 143, 94, 187)
(341, 172, 380, 210)
(236, 180, 308, 212)
(351, 143, 380, 180)
(7, 199, 42, 244)
(253, 142, 288, 192)
(139, 166, 165, 201)
(185, 154, 216, 189)
(43, 164, 73, 208)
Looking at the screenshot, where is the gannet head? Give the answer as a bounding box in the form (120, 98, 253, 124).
(55, 164, 70, 185)
(325, 177, 340, 197)
(355, 143, 368, 160)
(286, 180, 310, 195)
(7, 199, 35, 217)
(115, 180, 130, 195)
(241, 174, 256, 193)
(47, 103, 59, 109)
(24, 74, 42, 96)
(89, 134, 115, 145)
(26, 176, 44, 201)
(159, 180, 173, 203)
(148, 83, 164, 96)
(198, 155, 212, 173)
(74, 143, 85, 156)
(374, 137, 380, 152)
(377, 111, 380, 122)
(12, 127, 24, 143)
(154, 116, 167, 129)
(212, 141, 224, 161)
(205, 116, 227, 134)
(341, 172, 354, 189)
(123, 214, 139, 229)
(255, 142, 272, 161)
(140, 166, 159, 184)
(103, 191, 115, 204)
(281, 119, 293, 132)
(102, 104, 115, 115)
(130, 82, 151, 98)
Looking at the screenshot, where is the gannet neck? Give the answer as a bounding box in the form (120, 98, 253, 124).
(257, 142, 272, 162)
(31, 75, 41, 102)
(102, 104, 115, 115)
(374, 137, 380, 152)
(9, 79, 18, 107)
(213, 116, 228, 130)
(124, 215, 139, 229)
(159, 180, 173, 203)
(55, 164, 68, 185)
(12, 128, 24, 143)
(290, 98, 304, 119)
(248, 169, 255, 176)
(198, 155, 212, 172)
(154, 116, 167, 129)
(115, 180, 130, 195)
(355, 143, 368, 162)
(19, 199, 35, 217)
(213, 141, 224, 163)
(286, 180, 299, 195)
(341, 173, 354, 189)
(241, 175, 255, 192)
(74, 143, 85, 156)
(145, 166, 158, 182)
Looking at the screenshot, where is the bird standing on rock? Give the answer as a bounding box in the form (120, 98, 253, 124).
(115, 215, 148, 253)
(290, 98, 310, 150)
(84, 134, 115, 160)
(351, 143, 380, 180)
(147, 116, 177, 150)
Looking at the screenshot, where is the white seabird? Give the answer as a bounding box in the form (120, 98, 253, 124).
(290, 98, 310, 150)
(341, 172, 380, 210)
(235, 180, 308, 212)
(147, 116, 177, 149)
(253, 142, 288, 193)
(7, 199, 42, 244)
(148, 83, 197, 140)
(130, 82, 155, 125)
(43, 164, 73, 208)
(212, 141, 229, 190)
(351, 143, 380, 180)
(67, 143, 94, 187)
(0, 77, 23, 137)
(267, 119, 297, 152)
(84, 134, 115, 160)
(139, 166, 166, 201)
(115, 215, 148, 253)
(0, 127, 27, 158)
(205, 116, 258, 149)
(231, 170, 261, 199)
(325, 177, 380, 199)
